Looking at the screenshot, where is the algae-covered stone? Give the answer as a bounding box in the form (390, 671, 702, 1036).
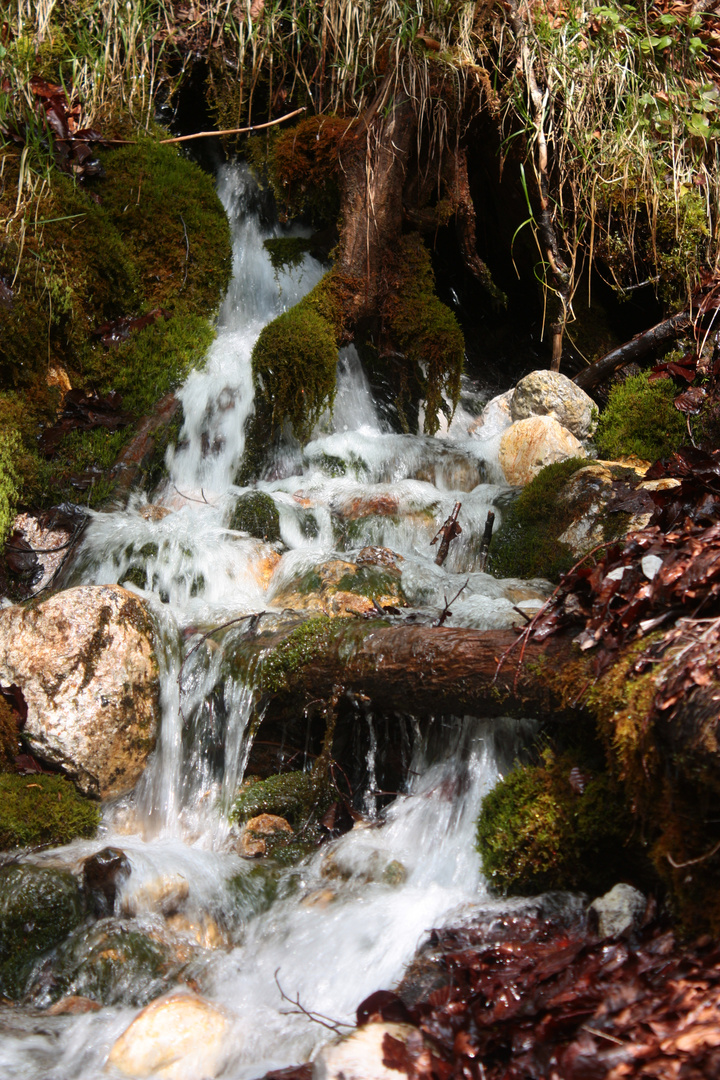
(0, 864, 84, 999)
(476, 751, 642, 897)
(511, 370, 597, 440)
(272, 558, 406, 617)
(0, 774, 100, 850)
(232, 771, 331, 831)
(0, 584, 160, 797)
(229, 491, 281, 542)
(39, 919, 170, 1008)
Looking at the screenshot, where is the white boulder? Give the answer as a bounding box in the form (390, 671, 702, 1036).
(0, 584, 159, 797)
(106, 993, 229, 1079)
(498, 415, 586, 486)
(589, 883, 646, 939)
(511, 369, 597, 439)
(313, 1022, 436, 1080)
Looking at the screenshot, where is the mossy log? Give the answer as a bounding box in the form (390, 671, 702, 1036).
(252, 623, 580, 721)
(573, 309, 692, 391)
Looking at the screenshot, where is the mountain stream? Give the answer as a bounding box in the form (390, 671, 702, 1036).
(0, 165, 563, 1079)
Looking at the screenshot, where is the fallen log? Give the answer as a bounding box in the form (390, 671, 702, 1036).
(250, 622, 584, 723)
(572, 309, 692, 392)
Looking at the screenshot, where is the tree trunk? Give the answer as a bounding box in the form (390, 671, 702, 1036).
(336, 82, 417, 324)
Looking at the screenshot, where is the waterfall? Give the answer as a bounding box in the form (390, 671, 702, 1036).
(0, 164, 555, 1080)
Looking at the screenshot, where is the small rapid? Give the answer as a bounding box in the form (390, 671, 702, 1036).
(1, 163, 555, 1079)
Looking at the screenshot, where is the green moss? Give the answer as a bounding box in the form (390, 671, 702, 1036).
(0, 774, 100, 850)
(0, 138, 230, 511)
(263, 236, 314, 274)
(0, 428, 21, 546)
(477, 749, 642, 896)
(230, 491, 281, 542)
(595, 371, 687, 463)
(490, 458, 588, 580)
(262, 115, 357, 228)
(231, 770, 331, 830)
(0, 863, 84, 999)
(256, 616, 339, 694)
(251, 271, 345, 441)
(384, 234, 465, 436)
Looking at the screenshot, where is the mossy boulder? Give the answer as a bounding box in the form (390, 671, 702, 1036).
(0, 864, 84, 999)
(476, 750, 643, 897)
(0, 774, 100, 850)
(251, 271, 346, 441)
(490, 458, 588, 581)
(272, 558, 406, 617)
(230, 491, 281, 542)
(37, 919, 171, 1007)
(595, 371, 687, 463)
(0, 138, 231, 511)
(232, 771, 331, 831)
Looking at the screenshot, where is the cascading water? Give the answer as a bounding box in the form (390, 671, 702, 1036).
(0, 163, 555, 1080)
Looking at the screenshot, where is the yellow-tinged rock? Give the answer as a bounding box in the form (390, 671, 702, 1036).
(245, 813, 293, 836)
(105, 994, 229, 1079)
(499, 415, 586, 487)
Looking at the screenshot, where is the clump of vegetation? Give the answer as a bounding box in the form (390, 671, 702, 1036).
(0, 774, 100, 850)
(477, 749, 642, 897)
(251, 270, 349, 441)
(230, 491, 281, 542)
(0, 863, 85, 999)
(232, 770, 331, 831)
(383, 233, 465, 436)
(0, 430, 21, 546)
(0, 137, 230, 511)
(490, 458, 587, 581)
(263, 236, 315, 275)
(253, 115, 357, 227)
(595, 372, 687, 463)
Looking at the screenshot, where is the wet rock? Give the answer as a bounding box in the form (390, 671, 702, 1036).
(138, 504, 172, 522)
(82, 846, 130, 916)
(335, 494, 400, 520)
(589, 883, 647, 939)
(39, 918, 171, 1008)
(0, 864, 84, 999)
(499, 416, 586, 487)
(511, 369, 597, 439)
(47, 994, 102, 1015)
(412, 449, 484, 492)
(469, 389, 513, 436)
(165, 912, 228, 950)
(239, 813, 294, 858)
(272, 558, 406, 618)
(556, 462, 652, 556)
(230, 491, 281, 542)
(320, 849, 407, 887)
(0, 584, 160, 797)
(106, 992, 230, 1079)
(120, 872, 190, 917)
(313, 1022, 433, 1080)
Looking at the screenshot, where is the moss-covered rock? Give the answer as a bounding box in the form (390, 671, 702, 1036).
(476, 749, 643, 897)
(595, 371, 687, 463)
(230, 491, 281, 542)
(0, 774, 100, 850)
(0, 138, 231, 511)
(0, 863, 84, 999)
(38, 919, 171, 1007)
(232, 770, 332, 831)
(490, 458, 588, 580)
(251, 271, 345, 441)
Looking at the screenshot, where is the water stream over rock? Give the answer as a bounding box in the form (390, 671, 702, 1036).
(0, 165, 561, 1080)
